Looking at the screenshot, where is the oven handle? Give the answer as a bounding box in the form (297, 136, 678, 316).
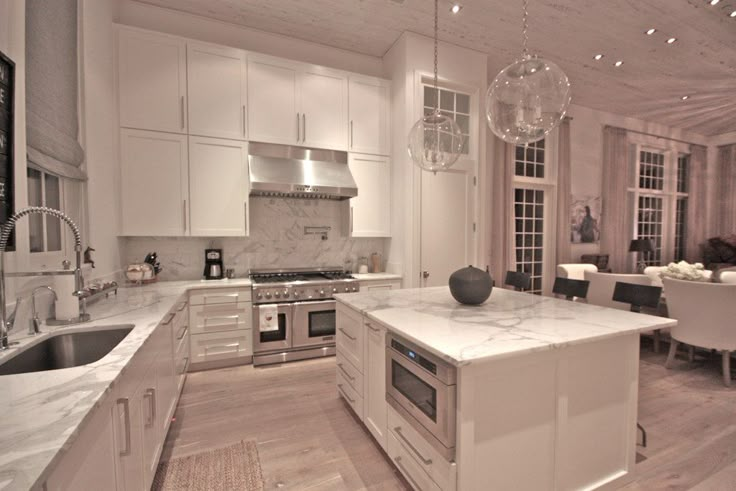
(291, 300, 336, 307)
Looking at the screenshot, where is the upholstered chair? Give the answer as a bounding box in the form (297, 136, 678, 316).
(584, 271, 652, 311)
(557, 263, 598, 281)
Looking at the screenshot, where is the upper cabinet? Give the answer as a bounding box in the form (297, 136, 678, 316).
(248, 55, 348, 150)
(349, 77, 391, 156)
(187, 42, 247, 141)
(118, 27, 187, 134)
(349, 154, 391, 237)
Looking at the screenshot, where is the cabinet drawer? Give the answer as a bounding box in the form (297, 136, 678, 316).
(387, 431, 442, 491)
(190, 330, 252, 364)
(336, 351, 363, 395)
(337, 369, 363, 421)
(388, 406, 456, 491)
(189, 288, 250, 306)
(189, 303, 252, 334)
(336, 305, 364, 372)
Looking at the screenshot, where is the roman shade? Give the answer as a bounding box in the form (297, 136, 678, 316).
(717, 144, 736, 235)
(600, 126, 630, 273)
(25, 0, 86, 180)
(555, 117, 572, 265)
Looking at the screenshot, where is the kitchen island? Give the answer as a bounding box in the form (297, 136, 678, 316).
(335, 286, 676, 491)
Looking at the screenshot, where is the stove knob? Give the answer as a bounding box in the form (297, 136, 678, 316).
(265, 292, 272, 299)
(332, 287, 338, 293)
(293, 291, 300, 298)
(319, 289, 325, 297)
(256, 292, 263, 299)
(283, 290, 290, 298)
(351, 287, 358, 292)
(274, 291, 281, 298)
(344, 287, 350, 292)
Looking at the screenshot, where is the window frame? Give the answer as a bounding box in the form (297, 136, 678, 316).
(26, 165, 69, 268)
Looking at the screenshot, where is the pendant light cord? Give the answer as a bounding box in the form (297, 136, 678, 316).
(433, 0, 439, 111)
(522, 0, 529, 58)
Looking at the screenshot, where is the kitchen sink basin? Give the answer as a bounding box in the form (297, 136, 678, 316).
(0, 325, 134, 376)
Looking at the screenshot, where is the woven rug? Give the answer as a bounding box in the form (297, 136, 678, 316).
(153, 440, 264, 491)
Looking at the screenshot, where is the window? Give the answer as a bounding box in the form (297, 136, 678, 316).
(674, 154, 689, 261)
(27, 167, 64, 253)
(514, 188, 545, 294)
(423, 85, 470, 155)
(515, 139, 545, 178)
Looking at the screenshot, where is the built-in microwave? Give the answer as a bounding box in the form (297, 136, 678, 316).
(385, 333, 457, 461)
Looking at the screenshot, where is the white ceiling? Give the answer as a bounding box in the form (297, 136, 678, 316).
(135, 0, 736, 136)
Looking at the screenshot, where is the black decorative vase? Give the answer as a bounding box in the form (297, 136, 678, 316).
(449, 265, 493, 305)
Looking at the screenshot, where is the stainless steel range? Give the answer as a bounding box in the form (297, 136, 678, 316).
(249, 267, 359, 366)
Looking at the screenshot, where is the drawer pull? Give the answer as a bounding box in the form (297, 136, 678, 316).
(176, 302, 188, 312)
(162, 313, 175, 326)
(203, 342, 240, 355)
(180, 357, 189, 374)
(366, 322, 380, 332)
(203, 314, 240, 326)
(203, 293, 240, 303)
(338, 327, 356, 340)
(176, 325, 189, 340)
(337, 383, 355, 403)
(116, 398, 131, 457)
(144, 388, 156, 428)
(337, 363, 355, 381)
(394, 456, 423, 491)
(394, 426, 433, 465)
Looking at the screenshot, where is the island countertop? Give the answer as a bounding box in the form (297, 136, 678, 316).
(335, 286, 676, 366)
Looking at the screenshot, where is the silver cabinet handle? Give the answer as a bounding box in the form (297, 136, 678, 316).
(366, 322, 380, 333)
(394, 426, 433, 465)
(180, 96, 185, 130)
(337, 383, 355, 403)
(350, 206, 354, 235)
(177, 325, 189, 340)
(394, 456, 423, 491)
(244, 201, 248, 235)
(422, 271, 430, 279)
(180, 357, 189, 374)
(162, 313, 176, 326)
(183, 199, 187, 232)
(203, 293, 239, 303)
(337, 363, 355, 381)
(144, 388, 156, 427)
(242, 105, 246, 137)
(117, 398, 131, 457)
(302, 113, 306, 142)
(350, 120, 354, 148)
(338, 327, 356, 340)
(177, 302, 188, 312)
(296, 113, 300, 142)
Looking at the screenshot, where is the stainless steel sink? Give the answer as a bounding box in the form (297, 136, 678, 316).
(0, 325, 134, 376)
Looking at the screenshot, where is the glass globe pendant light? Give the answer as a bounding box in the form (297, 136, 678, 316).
(407, 0, 464, 174)
(486, 0, 571, 145)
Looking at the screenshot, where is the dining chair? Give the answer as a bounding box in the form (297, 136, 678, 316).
(556, 263, 598, 281)
(584, 271, 652, 311)
(505, 271, 531, 291)
(612, 282, 663, 314)
(552, 277, 590, 301)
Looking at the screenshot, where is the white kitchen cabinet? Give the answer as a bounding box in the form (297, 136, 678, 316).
(349, 154, 391, 237)
(359, 279, 402, 291)
(349, 76, 390, 155)
(119, 128, 189, 236)
(118, 26, 187, 134)
(187, 42, 247, 140)
(364, 319, 387, 451)
(248, 55, 347, 150)
(139, 365, 159, 490)
(188, 136, 249, 236)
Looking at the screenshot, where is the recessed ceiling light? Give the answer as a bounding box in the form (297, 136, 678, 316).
(645, 28, 657, 35)
(681, 95, 689, 100)
(666, 37, 677, 44)
(594, 54, 604, 60)
(614, 60, 624, 67)
(710, 0, 720, 5)
(450, 4, 462, 14)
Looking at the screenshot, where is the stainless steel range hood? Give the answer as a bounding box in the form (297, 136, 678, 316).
(248, 142, 357, 200)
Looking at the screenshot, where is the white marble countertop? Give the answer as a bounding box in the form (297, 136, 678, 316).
(0, 278, 251, 490)
(335, 286, 676, 367)
(352, 273, 402, 282)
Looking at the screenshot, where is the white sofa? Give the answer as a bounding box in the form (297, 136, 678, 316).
(720, 271, 736, 284)
(644, 266, 713, 287)
(557, 263, 598, 281)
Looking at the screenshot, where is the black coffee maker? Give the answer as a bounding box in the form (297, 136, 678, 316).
(204, 249, 224, 280)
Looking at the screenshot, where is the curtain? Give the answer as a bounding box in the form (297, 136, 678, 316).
(555, 117, 572, 265)
(26, 0, 86, 180)
(685, 144, 710, 262)
(490, 136, 515, 285)
(718, 144, 736, 235)
(600, 126, 630, 273)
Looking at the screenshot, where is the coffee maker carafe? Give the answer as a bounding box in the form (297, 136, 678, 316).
(204, 249, 224, 280)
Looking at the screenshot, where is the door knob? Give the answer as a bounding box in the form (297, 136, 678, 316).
(422, 271, 430, 279)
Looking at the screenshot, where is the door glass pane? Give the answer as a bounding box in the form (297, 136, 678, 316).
(514, 187, 545, 294)
(391, 360, 437, 422)
(637, 195, 664, 266)
(308, 310, 335, 337)
(27, 168, 43, 253)
(45, 173, 62, 252)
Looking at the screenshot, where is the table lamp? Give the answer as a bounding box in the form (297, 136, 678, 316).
(629, 239, 654, 273)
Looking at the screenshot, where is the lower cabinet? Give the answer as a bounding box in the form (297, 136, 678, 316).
(359, 279, 402, 291)
(364, 319, 387, 450)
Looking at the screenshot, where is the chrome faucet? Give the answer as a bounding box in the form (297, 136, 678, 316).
(30, 286, 57, 335)
(0, 207, 89, 349)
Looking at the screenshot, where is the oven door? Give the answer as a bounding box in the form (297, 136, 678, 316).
(292, 300, 337, 348)
(386, 348, 456, 452)
(252, 303, 293, 353)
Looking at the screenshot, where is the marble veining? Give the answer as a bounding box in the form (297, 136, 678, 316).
(335, 286, 677, 366)
(0, 279, 250, 490)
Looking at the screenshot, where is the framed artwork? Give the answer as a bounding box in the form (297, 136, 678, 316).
(571, 195, 601, 244)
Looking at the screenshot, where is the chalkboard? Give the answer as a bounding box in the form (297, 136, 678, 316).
(0, 50, 14, 250)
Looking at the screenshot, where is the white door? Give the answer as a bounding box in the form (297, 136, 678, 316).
(187, 42, 247, 140)
(118, 27, 187, 133)
(364, 321, 387, 451)
(349, 154, 390, 237)
(188, 137, 249, 236)
(299, 69, 347, 150)
(349, 77, 390, 155)
(420, 161, 475, 287)
(247, 57, 299, 145)
(119, 129, 189, 236)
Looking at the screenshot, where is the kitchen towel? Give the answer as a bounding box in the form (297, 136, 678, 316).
(258, 304, 279, 332)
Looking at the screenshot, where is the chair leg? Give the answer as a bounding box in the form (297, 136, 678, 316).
(653, 329, 661, 353)
(688, 346, 695, 362)
(665, 341, 679, 369)
(722, 351, 731, 387)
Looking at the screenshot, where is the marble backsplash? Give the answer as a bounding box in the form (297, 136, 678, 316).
(122, 197, 389, 280)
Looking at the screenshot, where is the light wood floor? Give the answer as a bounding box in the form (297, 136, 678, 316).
(162, 345, 736, 491)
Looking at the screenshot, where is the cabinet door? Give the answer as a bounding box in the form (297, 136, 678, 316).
(188, 136, 249, 236)
(187, 42, 247, 140)
(114, 392, 145, 491)
(118, 27, 187, 133)
(349, 77, 390, 155)
(364, 320, 387, 450)
(349, 154, 391, 237)
(300, 69, 348, 150)
(247, 57, 299, 145)
(120, 129, 189, 236)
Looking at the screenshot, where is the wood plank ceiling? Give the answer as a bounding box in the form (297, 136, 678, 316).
(135, 0, 736, 136)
